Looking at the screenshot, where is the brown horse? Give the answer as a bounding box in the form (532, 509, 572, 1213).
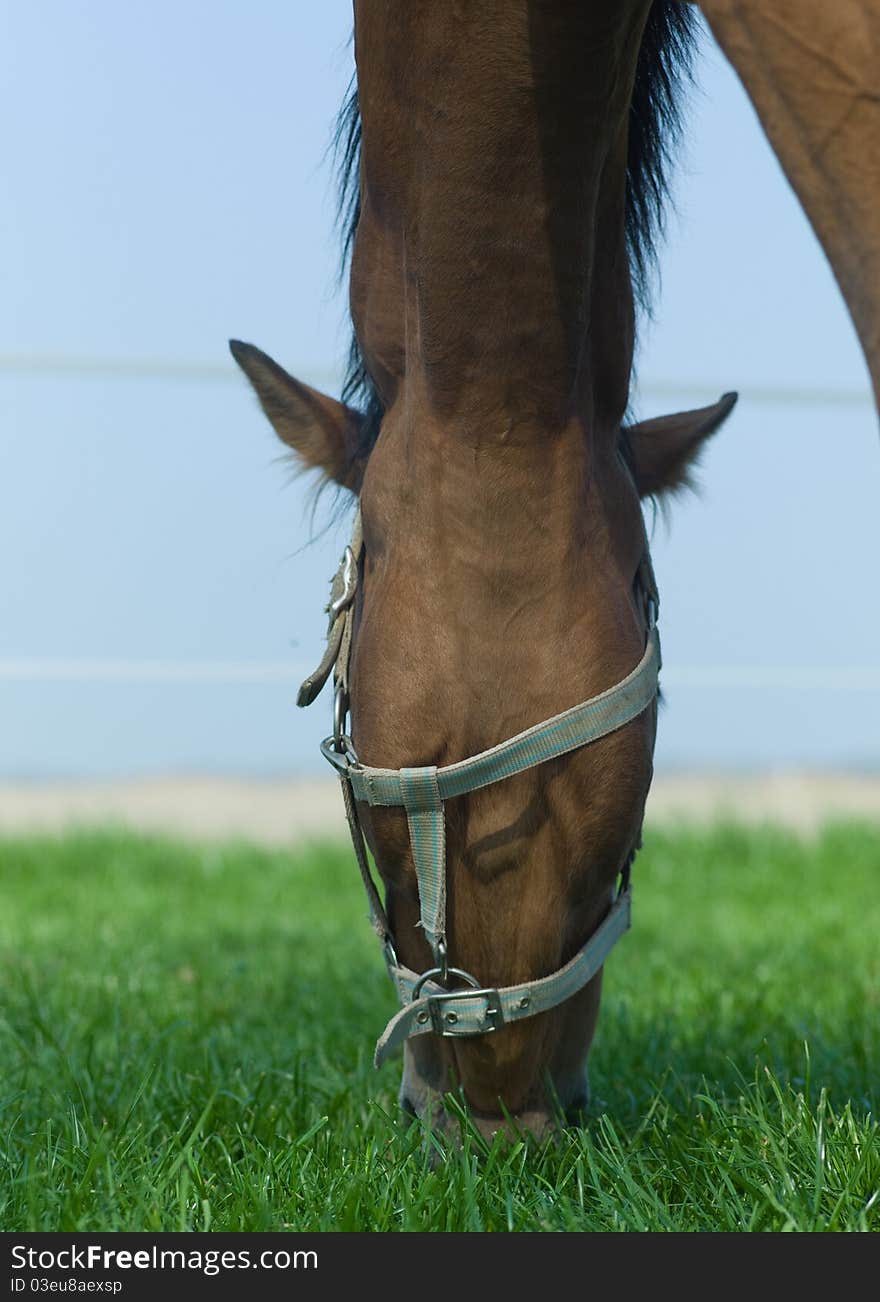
(231, 0, 741, 1141)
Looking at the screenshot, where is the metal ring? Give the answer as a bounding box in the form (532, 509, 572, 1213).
(333, 685, 348, 751)
(411, 966, 480, 1001)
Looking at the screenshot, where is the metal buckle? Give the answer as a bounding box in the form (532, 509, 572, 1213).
(426, 986, 504, 1036)
(328, 546, 357, 617)
(320, 734, 359, 774)
(411, 967, 504, 1036)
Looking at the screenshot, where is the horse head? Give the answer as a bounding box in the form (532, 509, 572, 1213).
(232, 336, 736, 1139)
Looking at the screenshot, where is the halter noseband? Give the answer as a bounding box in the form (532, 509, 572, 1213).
(300, 510, 661, 1067)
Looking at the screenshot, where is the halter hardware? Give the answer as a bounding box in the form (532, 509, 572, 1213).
(302, 509, 660, 1066)
(425, 987, 504, 1037)
(410, 966, 504, 1036)
(328, 546, 357, 617)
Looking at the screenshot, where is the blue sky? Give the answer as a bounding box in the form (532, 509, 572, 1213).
(1, 3, 877, 777)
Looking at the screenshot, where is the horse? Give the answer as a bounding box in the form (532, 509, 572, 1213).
(229, 0, 872, 1142)
(694, 0, 880, 415)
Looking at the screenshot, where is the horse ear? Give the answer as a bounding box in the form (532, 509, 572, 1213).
(625, 392, 738, 498)
(230, 340, 366, 492)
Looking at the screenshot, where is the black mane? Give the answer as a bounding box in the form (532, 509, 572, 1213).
(333, 1, 699, 456)
(626, 0, 699, 310)
(333, 79, 383, 464)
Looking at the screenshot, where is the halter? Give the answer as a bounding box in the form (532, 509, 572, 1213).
(299, 510, 661, 1067)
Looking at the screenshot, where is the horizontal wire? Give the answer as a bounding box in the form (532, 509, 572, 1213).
(661, 666, 880, 692)
(0, 354, 873, 407)
(0, 659, 310, 684)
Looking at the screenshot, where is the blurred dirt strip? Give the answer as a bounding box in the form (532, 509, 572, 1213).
(0, 774, 878, 843)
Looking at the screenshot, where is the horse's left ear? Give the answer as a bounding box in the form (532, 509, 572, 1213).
(230, 339, 366, 492)
(624, 391, 738, 498)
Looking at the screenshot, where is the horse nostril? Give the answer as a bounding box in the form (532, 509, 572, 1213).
(400, 1094, 418, 1118)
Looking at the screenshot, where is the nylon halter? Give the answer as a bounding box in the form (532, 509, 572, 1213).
(300, 509, 661, 1068)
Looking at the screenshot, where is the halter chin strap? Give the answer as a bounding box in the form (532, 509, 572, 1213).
(372, 886, 633, 1067)
(302, 508, 661, 1067)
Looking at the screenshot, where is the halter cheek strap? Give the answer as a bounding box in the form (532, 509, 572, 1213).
(304, 509, 661, 1067)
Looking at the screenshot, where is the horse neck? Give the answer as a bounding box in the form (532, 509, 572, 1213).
(351, 0, 652, 453)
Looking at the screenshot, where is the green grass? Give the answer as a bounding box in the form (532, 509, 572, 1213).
(1, 822, 877, 1232)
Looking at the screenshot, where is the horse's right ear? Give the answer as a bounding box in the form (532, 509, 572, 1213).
(624, 392, 738, 499)
(230, 340, 366, 492)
